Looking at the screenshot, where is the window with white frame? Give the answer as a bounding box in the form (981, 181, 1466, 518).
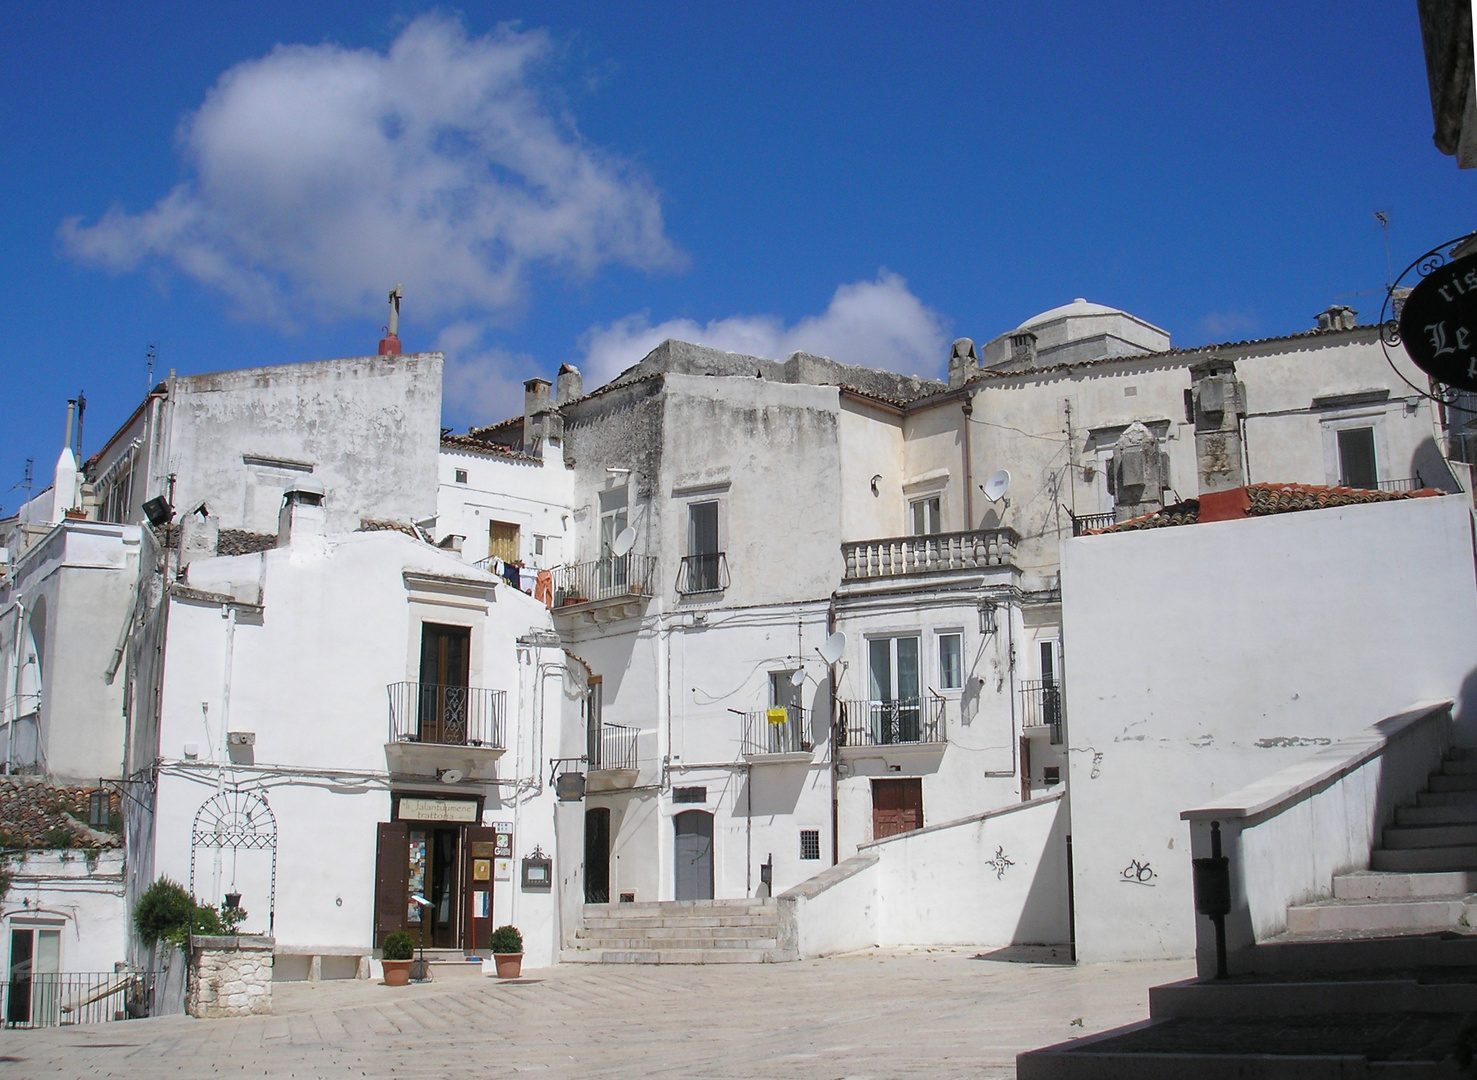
(1336, 427, 1378, 489)
(937, 632, 963, 691)
(869, 636, 921, 702)
(910, 496, 941, 536)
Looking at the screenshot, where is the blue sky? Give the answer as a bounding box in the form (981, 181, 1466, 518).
(2, 3, 1471, 511)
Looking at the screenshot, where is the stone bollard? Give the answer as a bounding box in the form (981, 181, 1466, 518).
(187, 936, 275, 1019)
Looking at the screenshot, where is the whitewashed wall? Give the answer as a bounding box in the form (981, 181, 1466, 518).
(2, 851, 128, 974)
(1061, 493, 1477, 962)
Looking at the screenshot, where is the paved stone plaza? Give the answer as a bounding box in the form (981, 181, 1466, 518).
(0, 952, 1191, 1079)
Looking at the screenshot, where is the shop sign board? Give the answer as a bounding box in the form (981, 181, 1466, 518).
(1400, 251, 1477, 392)
(397, 797, 479, 823)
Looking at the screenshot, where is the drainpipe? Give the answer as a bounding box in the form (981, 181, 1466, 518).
(6, 600, 24, 776)
(962, 391, 975, 529)
(827, 598, 839, 866)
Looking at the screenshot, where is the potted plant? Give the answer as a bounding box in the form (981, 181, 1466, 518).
(381, 932, 415, 986)
(489, 924, 524, 979)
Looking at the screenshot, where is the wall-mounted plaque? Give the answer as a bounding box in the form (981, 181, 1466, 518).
(522, 846, 553, 891)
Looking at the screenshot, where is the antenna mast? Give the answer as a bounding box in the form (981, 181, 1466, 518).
(1374, 211, 1393, 289)
(146, 343, 157, 389)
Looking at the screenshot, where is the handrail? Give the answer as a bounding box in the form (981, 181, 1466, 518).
(842, 528, 1017, 580)
(589, 723, 638, 771)
(742, 706, 812, 756)
(386, 682, 506, 749)
(837, 698, 946, 747)
(677, 553, 729, 595)
(552, 554, 657, 608)
(1019, 680, 1064, 744)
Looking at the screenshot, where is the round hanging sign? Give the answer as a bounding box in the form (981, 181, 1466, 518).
(1399, 250, 1477, 392)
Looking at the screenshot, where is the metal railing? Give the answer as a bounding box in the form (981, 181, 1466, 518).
(4, 971, 156, 1028)
(552, 554, 657, 608)
(676, 552, 729, 595)
(842, 529, 1018, 580)
(1069, 511, 1118, 537)
(742, 706, 813, 756)
(588, 723, 638, 771)
(387, 682, 506, 749)
(1020, 680, 1064, 744)
(838, 698, 946, 747)
(1374, 476, 1423, 492)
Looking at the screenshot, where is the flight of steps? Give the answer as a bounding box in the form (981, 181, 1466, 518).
(1018, 748, 1477, 1078)
(561, 900, 797, 964)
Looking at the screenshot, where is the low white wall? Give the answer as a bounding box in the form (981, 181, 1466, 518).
(1182, 701, 1450, 976)
(779, 793, 1068, 957)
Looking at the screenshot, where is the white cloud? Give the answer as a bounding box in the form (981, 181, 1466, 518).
(579, 271, 950, 388)
(438, 322, 532, 423)
(60, 16, 681, 324)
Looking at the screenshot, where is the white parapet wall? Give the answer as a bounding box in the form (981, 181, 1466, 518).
(779, 792, 1069, 957)
(1181, 701, 1451, 977)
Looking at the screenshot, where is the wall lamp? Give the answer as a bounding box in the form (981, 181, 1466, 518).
(979, 603, 998, 635)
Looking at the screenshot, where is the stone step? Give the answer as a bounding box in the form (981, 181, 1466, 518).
(1372, 845, 1477, 872)
(1247, 929, 1477, 974)
(1416, 789, 1477, 807)
(1285, 897, 1471, 934)
(576, 924, 776, 941)
(571, 936, 780, 951)
(1149, 976, 1477, 1018)
(579, 914, 778, 930)
(582, 900, 773, 916)
(1397, 803, 1477, 826)
(1385, 823, 1477, 848)
(1438, 757, 1477, 775)
(560, 947, 795, 965)
(1016, 1014, 1467, 1079)
(1335, 870, 1477, 900)
(1426, 773, 1477, 792)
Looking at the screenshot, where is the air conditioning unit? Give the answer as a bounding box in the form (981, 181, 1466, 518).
(227, 731, 256, 746)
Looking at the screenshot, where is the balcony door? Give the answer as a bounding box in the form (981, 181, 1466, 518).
(868, 636, 921, 743)
(419, 624, 470, 745)
(598, 487, 629, 592)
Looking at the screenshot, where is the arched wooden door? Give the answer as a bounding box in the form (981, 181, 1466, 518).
(673, 810, 714, 901)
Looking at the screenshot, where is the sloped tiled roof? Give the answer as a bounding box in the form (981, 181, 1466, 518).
(358, 518, 420, 537)
(218, 530, 278, 556)
(1087, 482, 1442, 535)
(0, 779, 120, 850)
(440, 433, 542, 464)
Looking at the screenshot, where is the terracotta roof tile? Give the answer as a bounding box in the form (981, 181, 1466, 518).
(440, 433, 542, 463)
(0, 778, 121, 850)
(1088, 482, 1441, 535)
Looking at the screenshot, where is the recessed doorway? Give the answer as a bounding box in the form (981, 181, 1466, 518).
(673, 810, 714, 901)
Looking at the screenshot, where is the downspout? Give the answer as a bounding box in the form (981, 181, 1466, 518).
(827, 598, 839, 866)
(962, 391, 975, 529)
(6, 600, 24, 776)
(1007, 604, 1019, 792)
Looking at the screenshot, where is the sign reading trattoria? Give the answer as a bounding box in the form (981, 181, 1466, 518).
(1400, 250, 1477, 392)
(397, 797, 479, 822)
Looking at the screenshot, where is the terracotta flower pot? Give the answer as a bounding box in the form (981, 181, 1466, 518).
(493, 953, 523, 979)
(382, 959, 414, 986)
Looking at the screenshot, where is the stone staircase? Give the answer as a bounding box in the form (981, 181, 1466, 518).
(1018, 748, 1477, 1077)
(561, 900, 797, 964)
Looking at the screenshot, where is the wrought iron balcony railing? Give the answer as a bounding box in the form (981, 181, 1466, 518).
(387, 682, 506, 749)
(1020, 680, 1064, 744)
(1069, 511, 1118, 537)
(677, 552, 729, 595)
(3, 970, 157, 1028)
(587, 723, 638, 771)
(838, 698, 946, 748)
(552, 554, 657, 608)
(842, 529, 1017, 581)
(742, 706, 813, 757)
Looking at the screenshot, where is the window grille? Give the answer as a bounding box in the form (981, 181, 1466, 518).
(800, 830, 821, 861)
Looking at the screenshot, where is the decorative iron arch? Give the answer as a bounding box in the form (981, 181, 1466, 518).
(188, 788, 277, 935)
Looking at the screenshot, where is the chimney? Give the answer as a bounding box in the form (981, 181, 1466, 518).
(179, 503, 219, 567)
(378, 284, 404, 356)
(1187, 357, 1247, 496)
(947, 338, 979, 387)
(277, 478, 327, 547)
(1315, 305, 1357, 331)
(523, 378, 554, 454)
(556, 363, 584, 405)
(51, 401, 80, 524)
(1108, 422, 1169, 522)
(1009, 331, 1038, 368)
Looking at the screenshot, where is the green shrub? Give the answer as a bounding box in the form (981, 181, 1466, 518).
(489, 924, 523, 954)
(382, 932, 415, 961)
(134, 878, 195, 944)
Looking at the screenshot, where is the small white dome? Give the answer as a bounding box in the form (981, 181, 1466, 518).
(1016, 298, 1125, 330)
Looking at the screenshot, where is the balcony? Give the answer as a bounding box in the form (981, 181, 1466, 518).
(586, 723, 639, 791)
(842, 529, 1017, 582)
(837, 698, 946, 751)
(1069, 511, 1118, 537)
(1020, 680, 1064, 744)
(677, 552, 729, 596)
(551, 554, 656, 622)
(385, 682, 506, 776)
(742, 706, 815, 764)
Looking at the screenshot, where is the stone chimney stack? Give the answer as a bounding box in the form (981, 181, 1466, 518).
(1108, 422, 1169, 522)
(556, 364, 584, 405)
(947, 338, 980, 387)
(277, 478, 326, 548)
(1187, 358, 1247, 495)
(1009, 331, 1038, 368)
(523, 378, 557, 455)
(1315, 305, 1358, 331)
(179, 503, 220, 568)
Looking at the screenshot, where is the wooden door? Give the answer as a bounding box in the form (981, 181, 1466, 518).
(418, 624, 471, 744)
(374, 822, 409, 948)
(585, 807, 611, 904)
(465, 826, 498, 952)
(871, 779, 923, 840)
(673, 810, 714, 901)
(487, 521, 520, 563)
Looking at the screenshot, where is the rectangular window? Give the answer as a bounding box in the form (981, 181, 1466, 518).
(454, 469, 468, 485)
(599, 487, 630, 590)
(1044, 766, 1061, 785)
(910, 496, 942, 536)
(533, 535, 545, 556)
(868, 635, 923, 743)
(87, 790, 109, 828)
(800, 830, 821, 861)
(585, 677, 603, 766)
(685, 501, 722, 592)
(938, 633, 963, 691)
(1337, 427, 1378, 489)
(673, 786, 707, 804)
(487, 521, 520, 563)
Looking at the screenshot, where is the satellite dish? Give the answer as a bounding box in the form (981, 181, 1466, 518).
(789, 668, 807, 687)
(610, 527, 636, 557)
(439, 768, 464, 785)
(817, 631, 847, 666)
(982, 470, 1012, 503)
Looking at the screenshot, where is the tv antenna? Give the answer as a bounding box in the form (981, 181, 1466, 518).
(1374, 210, 1392, 289)
(146, 343, 158, 389)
